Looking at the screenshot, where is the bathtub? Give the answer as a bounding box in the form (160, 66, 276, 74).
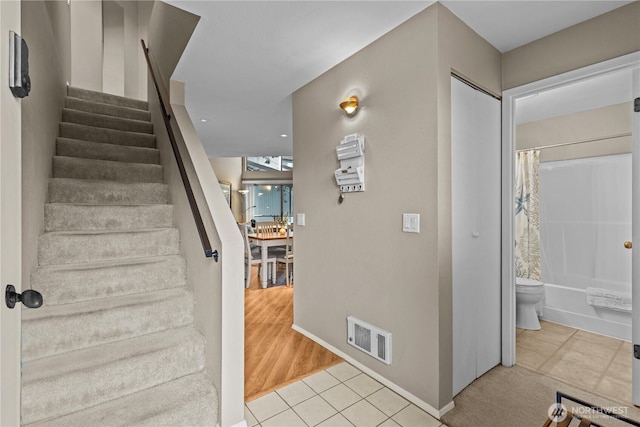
(541, 282, 631, 341)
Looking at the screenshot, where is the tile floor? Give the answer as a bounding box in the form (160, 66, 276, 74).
(516, 319, 633, 406)
(245, 362, 447, 427)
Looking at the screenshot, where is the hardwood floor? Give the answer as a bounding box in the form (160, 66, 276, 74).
(244, 266, 343, 402)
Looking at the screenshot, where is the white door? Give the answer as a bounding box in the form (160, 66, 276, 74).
(1, 1, 23, 425)
(452, 76, 502, 396)
(632, 67, 640, 405)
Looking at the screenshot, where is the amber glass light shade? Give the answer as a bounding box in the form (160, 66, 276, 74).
(339, 96, 359, 115)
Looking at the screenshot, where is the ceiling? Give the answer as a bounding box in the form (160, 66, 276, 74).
(167, 0, 633, 158)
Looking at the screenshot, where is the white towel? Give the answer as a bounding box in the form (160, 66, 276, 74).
(586, 287, 631, 313)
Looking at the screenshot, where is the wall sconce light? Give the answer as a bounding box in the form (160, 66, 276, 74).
(339, 96, 359, 116)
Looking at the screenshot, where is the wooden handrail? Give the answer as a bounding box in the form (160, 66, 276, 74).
(141, 39, 217, 261)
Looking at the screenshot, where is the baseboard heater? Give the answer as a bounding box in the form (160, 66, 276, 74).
(347, 316, 392, 365)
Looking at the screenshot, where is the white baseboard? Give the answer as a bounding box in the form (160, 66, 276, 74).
(291, 324, 454, 420)
(542, 307, 631, 341)
(225, 420, 247, 427)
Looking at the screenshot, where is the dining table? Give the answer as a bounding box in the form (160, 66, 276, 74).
(248, 232, 293, 288)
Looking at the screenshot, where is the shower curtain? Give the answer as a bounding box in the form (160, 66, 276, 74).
(515, 150, 541, 280)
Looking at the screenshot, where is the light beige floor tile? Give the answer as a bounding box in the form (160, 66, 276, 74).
(326, 362, 362, 382)
(564, 335, 620, 360)
(293, 395, 337, 426)
(246, 392, 290, 422)
(303, 370, 341, 393)
(597, 376, 633, 407)
(277, 380, 317, 407)
(539, 352, 606, 389)
(603, 361, 632, 383)
(539, 320, 577, 335)
(345, 373, 384, 397)
(341, 400, 388, 427)
(614, 346, 633, 367)
(520, 326, 574, 346)
(620, 340, 633, 353)
(317, 413, 355, 427)
(245, 406, 259, 427)
(516, 327, 525, 337)
(366, 387, 410, 417)
(516, 346, 552, 370)
(391, 404, 441, 427)
(320, 383, 362, 412)
(378, 418, 401, 426)
(517, 333, 563, 354)
(262, 408, 307, 427)
(573, 329, 623, 349)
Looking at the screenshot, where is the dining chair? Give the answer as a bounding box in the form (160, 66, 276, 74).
(276, 224, 294, 287)
(255, 221, 278, 238)
(239, 223, 276, 288)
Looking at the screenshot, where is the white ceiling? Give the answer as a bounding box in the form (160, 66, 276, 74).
(168, 0, 633, 158)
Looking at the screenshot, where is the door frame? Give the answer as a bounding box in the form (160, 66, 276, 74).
(501, 51, 640, 367)
(1, 1, 23, 425)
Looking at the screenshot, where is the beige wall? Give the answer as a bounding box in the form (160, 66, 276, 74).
(517, 103, 632, 162)
(292, 3, 501, 412)
(210, 157, 243, 222)
(21, 0, 70, 291)
(103, 0, 125, 96)
(503, 1, 640, 90)
(70, 0, 102, 91)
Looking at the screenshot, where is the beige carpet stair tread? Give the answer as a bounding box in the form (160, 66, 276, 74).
(48, 178, 168, 204)
(56, 137, 160, 164)
(31, 255, 186, 305)
(65, 96, 151, 122)
(25, 372, 218, 427)
(60, 122, 156, 149)
(37, 227, 180, 266)
(62, 108, 153, 134)
(67, 86, 148, 110)
(23, 287, 194, 361)
(22, 326, 205, 425)
(44, 203, 174, 231)
(52, 155, 164, 183)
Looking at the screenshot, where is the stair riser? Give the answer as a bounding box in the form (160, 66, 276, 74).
(31, 257, 186, 305)
(49, 179, 168, 205)
(67, 87, 148, 110)
(21, 337, 205, 425)
(45, 204, 174, 232)
(62, 109, 153, 134)
(60, 123, 156, 148)
(52, 156, 164, 183)
(56, 138, 160, 165)
(23, 291, 194, 361)
(38, 229, 180, 266)
(65, 97, 151, 122)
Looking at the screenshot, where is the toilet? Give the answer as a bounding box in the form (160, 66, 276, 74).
(516, 277, 545, 330)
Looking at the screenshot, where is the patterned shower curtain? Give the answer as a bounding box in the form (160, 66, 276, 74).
(515, 150, 541, 280)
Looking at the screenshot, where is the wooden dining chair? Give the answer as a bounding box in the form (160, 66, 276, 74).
(276, 224, 294, 287)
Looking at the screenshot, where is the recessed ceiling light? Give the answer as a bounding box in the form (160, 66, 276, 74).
(280, 133, 288, 138)
(200, 119, 208, 123)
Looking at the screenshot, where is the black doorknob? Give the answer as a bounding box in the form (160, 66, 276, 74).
(5, 284, 43, 309)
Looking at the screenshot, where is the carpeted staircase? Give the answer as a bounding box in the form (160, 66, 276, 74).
(21, 87, 219, 426)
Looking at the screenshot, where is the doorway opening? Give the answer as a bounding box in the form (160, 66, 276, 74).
(502, 52, 640, 405)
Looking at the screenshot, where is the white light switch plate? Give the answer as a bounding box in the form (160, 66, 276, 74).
(297, 213, 305, 226)
(402, 213, 420, 233)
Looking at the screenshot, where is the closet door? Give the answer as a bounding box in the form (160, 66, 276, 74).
(451, 76, 501, 396)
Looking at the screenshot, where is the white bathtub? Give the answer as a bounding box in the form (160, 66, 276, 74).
(541, 282, 631, 341)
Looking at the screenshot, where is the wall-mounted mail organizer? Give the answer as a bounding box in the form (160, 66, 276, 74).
(334, 133, 365, 193)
